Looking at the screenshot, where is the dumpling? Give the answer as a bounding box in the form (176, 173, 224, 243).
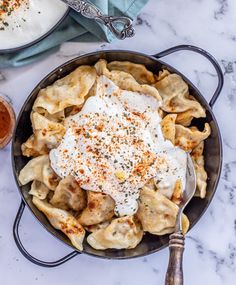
(107, 61, 156, 84)
(175, 123, 211, 152)
(22, 112, 66, 157)
(95, 59, 162, 101)
(32, 197, 85, 251)
(29, 180, 50, 200)
(174, 97, 204, 126)
(154, 73, 206, 126)
(191, 142, 208, 198)
(31, 112, 66, 147)
(50, 175, 86, 212)
(35, 108, 65, 123)
(78, 191, 115, 226)
(160, 114, 177, 144)
(156, 69, 170, 81)
(19, 155, 60, 190)
(171, 179, 183, 205)
(33, 65, 96, 114)
(136, 187, 189, 235)
(87, 216, 143, 250)
(21, 134, 47, 157)
(85, 221, 110, 233)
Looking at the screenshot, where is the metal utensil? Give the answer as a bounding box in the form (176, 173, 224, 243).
(60, 0, 135, 40)
(165, 153, 197, 285)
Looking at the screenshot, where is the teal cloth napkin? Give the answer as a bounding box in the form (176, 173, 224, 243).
(0, 0, 148, 68)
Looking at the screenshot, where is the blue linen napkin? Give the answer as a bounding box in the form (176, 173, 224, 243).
(0, 0, 148, 68)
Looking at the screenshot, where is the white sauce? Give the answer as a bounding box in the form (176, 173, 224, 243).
(0, 0, 67, 50)
(50, 76, 187, 216)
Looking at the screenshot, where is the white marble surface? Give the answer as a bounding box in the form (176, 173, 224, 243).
(0, 0, 236, 284)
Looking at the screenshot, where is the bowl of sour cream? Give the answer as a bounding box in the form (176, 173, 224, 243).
(0, 0, 69, 53)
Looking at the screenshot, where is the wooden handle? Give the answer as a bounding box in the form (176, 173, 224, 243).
(165, 232, 185, 285)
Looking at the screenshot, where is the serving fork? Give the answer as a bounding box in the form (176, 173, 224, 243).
(165, 153, 196, 285)
(60, 0, 135, 40)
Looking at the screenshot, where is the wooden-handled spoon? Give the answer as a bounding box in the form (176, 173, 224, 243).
(165, 153, 196, 285)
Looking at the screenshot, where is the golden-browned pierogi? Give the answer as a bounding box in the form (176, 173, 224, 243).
(19, 60, 211, 250)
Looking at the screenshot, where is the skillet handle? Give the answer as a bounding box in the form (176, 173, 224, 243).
(152, 45, 224, 108)
(13, 200, 80, 267)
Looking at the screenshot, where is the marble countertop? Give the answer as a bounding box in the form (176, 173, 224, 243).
(0, 0, 236, 284)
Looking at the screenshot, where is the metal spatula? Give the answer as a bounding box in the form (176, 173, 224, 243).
(60, 0, 135, 39)
(165, 153, 197, 285)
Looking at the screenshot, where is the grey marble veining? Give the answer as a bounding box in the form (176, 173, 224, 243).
(0, 71, 5, 81)
(0, 0, 236, 284)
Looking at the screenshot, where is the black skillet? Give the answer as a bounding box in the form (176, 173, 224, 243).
(11, 45, 223, 267)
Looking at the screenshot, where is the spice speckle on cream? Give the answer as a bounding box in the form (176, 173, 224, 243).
(50, 76, 187, 216)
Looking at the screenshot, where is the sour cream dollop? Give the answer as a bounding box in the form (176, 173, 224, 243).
(50, 76, 187, 216)
(0, 0, 67, 50)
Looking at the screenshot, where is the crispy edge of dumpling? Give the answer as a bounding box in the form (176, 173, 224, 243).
(87, 216, 143, 250)
(22, 135, 48, 157)
(107, 61, 156, 84)
(95, 59, 162, 102)
(160, 114, 177, 144)
(156, 69, 171, 81)
(18, 154, 59, 190)
(78, 191, 115, 226)
(137, 187, 189, 235)
(191, 141, 208, 198)
(29, 180, 50, 200)
(33, 65, 96, 114)
(154, 73, 188, 107)
(175, 96, 206, 127)
(35, 108, 65, 123)
(171, 179, 183, 205)
(50, 175, 86, 212)
(154, 73, 206, 125)
(32, 196, 85, 251)
(175, 123, 211, 152)
(85, 221, 110, 233)
(32, 111, 66, 149)
(22, 111, 66, 157)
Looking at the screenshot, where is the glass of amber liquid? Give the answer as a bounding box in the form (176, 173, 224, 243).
(0, 96, 15, 149)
